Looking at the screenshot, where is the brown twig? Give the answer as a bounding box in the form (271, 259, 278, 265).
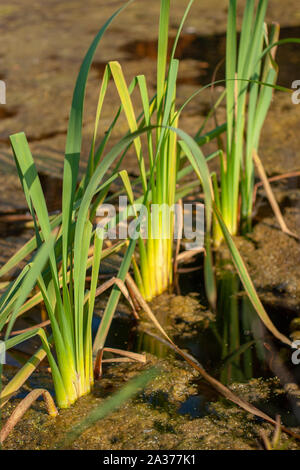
(94, 348, 104, 379)
(253, 170, 300, 205)
(93, 277, 139, 320)
(0, 214, 32, 223)
(94, 346, 146, 379)
(5, 320, 51, 336)
(0, 389, 58, 444)
(260, 415, 282, 450)
(177, 266, 201, 274)
(253, 150, 300, 241)
(173, 198, 183, 278)
(176, 248, 205, 264)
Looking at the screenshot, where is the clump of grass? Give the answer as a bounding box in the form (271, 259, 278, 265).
(213, 0, 279, 245)
(1, 124, 116, 407)
(102, 0, 228, 302)
(0, 0, 210, 408)
(0, 0, 296, 417)
(105, 0, 194, 300)
(0, 1, 136, 408)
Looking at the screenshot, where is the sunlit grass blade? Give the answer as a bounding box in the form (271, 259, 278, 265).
(88, 64, 112, 179)
(4, 328, 69, 407)
(212, 0, 297, 244)
(0, 267, 30, 329)
(225, 0, 237, 160)
(0, 346, 48, 407)
(10, 132, 75, 369)
(109, 61, 147, 192)
(4, 235, 55, 339)
(84, 228, 104, 386)
(157, 0, 170, 119)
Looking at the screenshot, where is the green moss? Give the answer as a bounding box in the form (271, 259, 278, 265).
(2, 358, 300, 450)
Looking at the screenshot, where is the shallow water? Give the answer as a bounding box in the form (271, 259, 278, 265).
(4, 254, 300, 434)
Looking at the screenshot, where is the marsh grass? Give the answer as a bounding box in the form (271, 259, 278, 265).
(211, 0, 280, 245)
(0, 0, 297, 424)
(0, 1, 137, 408)
(103, 0, 196, 301)
(0, 0, 216, 409)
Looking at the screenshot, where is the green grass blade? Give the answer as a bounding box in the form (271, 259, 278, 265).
(9, 132, 66, 325)
(213, 202, 292, 347)
(4, 234, 55, 340)
(0, 267, 30, 328)
(170, 0, 194, 63)
(61, 0, 134, 279)
(5, 328, 68, 407)
(237, 0, 255, 78)
(0, 346, 48, 406)
(88, 65, 111, 178)
(93, 238, 137, 352)
(258, 37, 300, 62)
(0, 213, 61, 278)
(10, 133, 52, 244)
(226, 0, 237, 156)
(109, 62, 147, 192)
(157, 0, 170, 117)
(137, 75, 154, 171)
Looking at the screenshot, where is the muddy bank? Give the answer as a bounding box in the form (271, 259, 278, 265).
(2, 280, 300, 450)
(232, 203, 300, 314)
(2, 354, 300, 450)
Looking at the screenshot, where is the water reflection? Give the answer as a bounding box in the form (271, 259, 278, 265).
(215, 256, 264, 384)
